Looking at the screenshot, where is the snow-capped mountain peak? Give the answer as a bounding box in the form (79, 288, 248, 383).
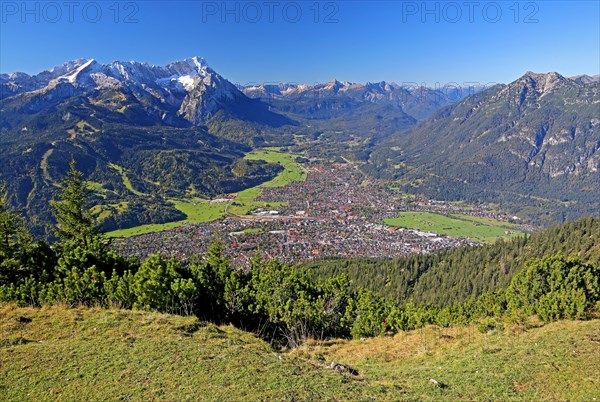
(58, 59, 98, 84)
(0, 56, 249, 124)
(47, 58, 94, 76)
(189, 56, 208, 71)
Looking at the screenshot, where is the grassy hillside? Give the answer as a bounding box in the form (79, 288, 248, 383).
(106, 149, 306, 238)
(1, 305, 598, 401)
(243, 149, 307, 187)
(105, 199, 229, 238)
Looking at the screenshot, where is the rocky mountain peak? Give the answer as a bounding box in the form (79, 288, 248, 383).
(0, 56, 251, 124)
(517, 71, 570, 93)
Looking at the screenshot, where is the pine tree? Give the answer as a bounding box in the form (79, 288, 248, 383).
(50, 160, 97, 248)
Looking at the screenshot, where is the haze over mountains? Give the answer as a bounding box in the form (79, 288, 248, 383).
(0, 56, 598, 232)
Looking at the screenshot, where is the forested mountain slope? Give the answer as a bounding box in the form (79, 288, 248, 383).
(367, 72, 600, 224)
(304, 217, 600, 306)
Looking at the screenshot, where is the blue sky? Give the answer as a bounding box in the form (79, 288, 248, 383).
(1, 1, 598, 86)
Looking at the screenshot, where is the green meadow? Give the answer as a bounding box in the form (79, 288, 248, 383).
(105, 150, 305, 238)
(243, 149, 306, 187)
(384, 212, 524, 244)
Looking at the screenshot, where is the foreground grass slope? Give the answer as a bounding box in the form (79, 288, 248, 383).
(2, 305, 598, 401)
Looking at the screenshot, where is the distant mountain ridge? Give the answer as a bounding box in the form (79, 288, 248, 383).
(3, 60, 595, 123)
(241, 79, 484, 120)
(569, 74, 600, 85)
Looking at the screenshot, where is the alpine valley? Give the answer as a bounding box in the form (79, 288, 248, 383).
(0, 57, 598, 235)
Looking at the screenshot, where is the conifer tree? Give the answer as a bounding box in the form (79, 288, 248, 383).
(50, 160, 97, 248)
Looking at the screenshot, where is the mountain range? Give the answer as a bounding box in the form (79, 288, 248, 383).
(0, 57, 295, 130)
(241, 80, 483, 120)
(1, 56, 598, 232)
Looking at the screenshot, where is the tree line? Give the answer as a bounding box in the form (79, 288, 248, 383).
(1, 162, 598, 347)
